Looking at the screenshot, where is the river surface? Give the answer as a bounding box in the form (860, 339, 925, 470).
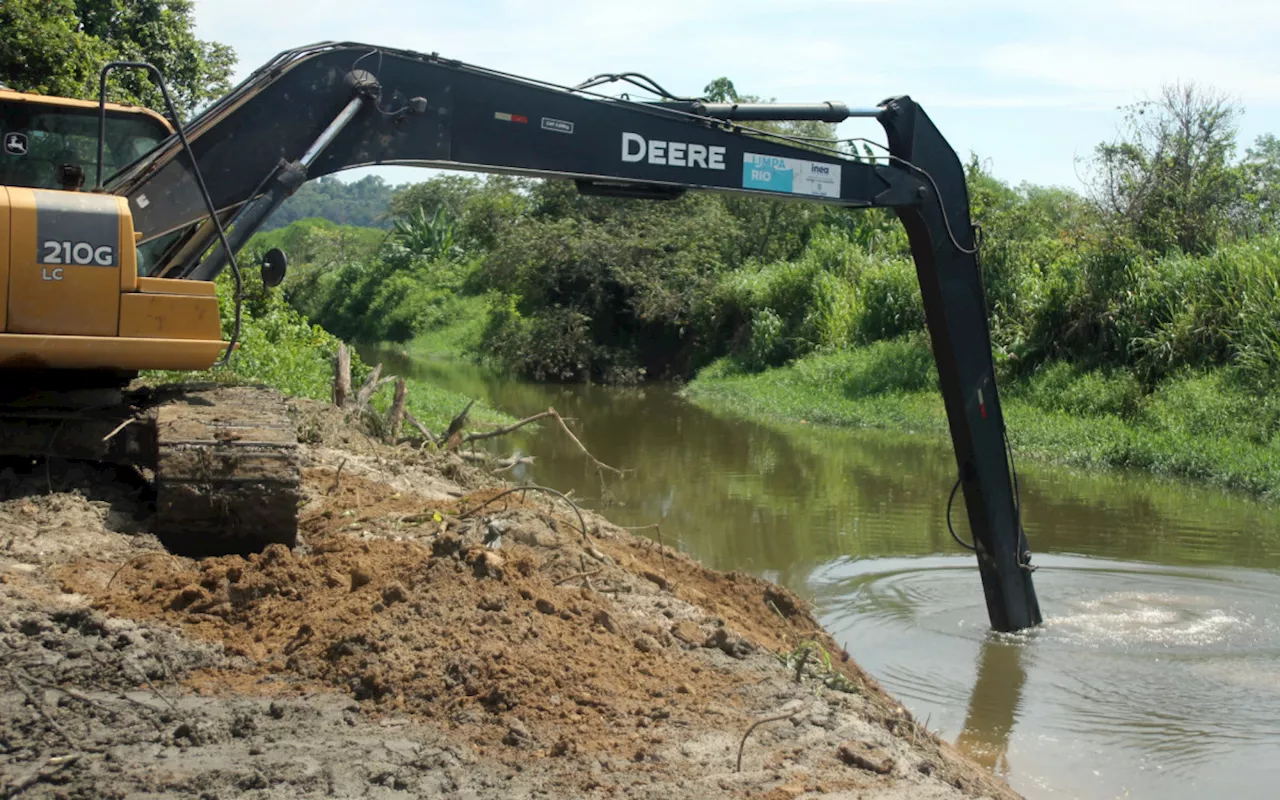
(369, 350, 1280, 799)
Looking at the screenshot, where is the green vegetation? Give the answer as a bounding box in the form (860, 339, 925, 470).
(264, 176, 402, 232)
(688, 336, 1280, 497)
(677, 84, 1280, 495)
(145, 265, 508, 433)
(0, 0, 234, 118)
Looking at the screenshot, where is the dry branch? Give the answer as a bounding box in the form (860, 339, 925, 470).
(101, 417, 134, 443)
(403, 410, 438, 446)
(443, 400, 475, 451)
(106, 552, 182, 590)
(459, 484, 590, 543)
(329, 458, 347, 495)
(622, 523, 670, 583)
(463, 410, 556, 443)
(736, 707, 802, 772)
(554, 567, 604, 586)
(550, 408, 625, 475)
(462, 406, 624, 476)
(493, 455, 534, 472)
(354, 364, 396, 411)
(10, 673, 77, 749)
(458, 451, 534, 470)
(5, 754, 81, 795)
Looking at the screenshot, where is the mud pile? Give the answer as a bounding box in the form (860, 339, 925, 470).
(1, 399, 1019, 799)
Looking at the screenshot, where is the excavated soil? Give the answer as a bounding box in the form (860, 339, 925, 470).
(0, 396, 1020, 799)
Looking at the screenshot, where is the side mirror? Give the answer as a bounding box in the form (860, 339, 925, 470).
(261, 248, 287, 287)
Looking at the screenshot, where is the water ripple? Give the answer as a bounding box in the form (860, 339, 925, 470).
(813, 554, 1280, 798)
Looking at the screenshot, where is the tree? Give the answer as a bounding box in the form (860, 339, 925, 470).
(388, 175, 482, 225)
(0, 0, 234, 119)
(1242, 134, 1280, 236)
(0, 0, 109, 98)
(702, 77, 740, 103)
(268, 175, 398, 230)
(1088, 83, 1244, 255)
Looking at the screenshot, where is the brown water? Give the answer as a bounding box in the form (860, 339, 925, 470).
(371, 350, 1280, 799)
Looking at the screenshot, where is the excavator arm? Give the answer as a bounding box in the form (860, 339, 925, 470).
(105, 42, 1041, 632)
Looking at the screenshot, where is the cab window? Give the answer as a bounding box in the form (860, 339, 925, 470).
(0, 99, 171, 189)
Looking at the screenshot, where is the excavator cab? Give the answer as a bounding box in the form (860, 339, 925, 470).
(0, 90, 226, 371)
(0, 90, 170, 191)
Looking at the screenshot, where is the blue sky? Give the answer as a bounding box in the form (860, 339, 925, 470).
(192, 0, 1280, 191)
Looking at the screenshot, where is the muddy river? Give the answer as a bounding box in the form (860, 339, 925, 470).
(369, 350, 1280, 799)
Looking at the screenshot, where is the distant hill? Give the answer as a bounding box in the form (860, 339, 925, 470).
(263, 175, 402, 231)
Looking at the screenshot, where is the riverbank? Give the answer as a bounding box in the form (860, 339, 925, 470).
(0, 395, 1015, 799)
(685, 337, 1280, 499)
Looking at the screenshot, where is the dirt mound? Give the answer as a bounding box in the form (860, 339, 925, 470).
(60, 520, 758, 763)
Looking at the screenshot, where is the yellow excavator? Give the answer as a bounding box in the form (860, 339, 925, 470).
(0, 43, 1040, 631)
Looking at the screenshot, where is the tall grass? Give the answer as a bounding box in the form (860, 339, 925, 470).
(707, 226, 923, 371)
(708, 228, 1280, 394)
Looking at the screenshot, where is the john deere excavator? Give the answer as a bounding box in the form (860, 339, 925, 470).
(0, 42, 1040, 632)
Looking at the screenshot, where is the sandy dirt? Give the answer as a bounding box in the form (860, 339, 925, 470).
(0, 398, 1019, 799)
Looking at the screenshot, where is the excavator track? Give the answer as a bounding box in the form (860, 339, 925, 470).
(0, 381, 299, 556)
(152, 385, 300, 557)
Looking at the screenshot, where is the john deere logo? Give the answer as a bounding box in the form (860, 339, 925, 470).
(3, 132, 27, 156)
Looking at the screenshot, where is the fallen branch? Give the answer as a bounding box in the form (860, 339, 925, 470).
(5, 754, 81, 796)
(355, 364, 397, 412)
(493, 455, 534, 473)
(462, 409, 556, 443)
(458, 484, 589, 543)
(19, 667, 167, 732)
(622, 523, 669, 584)
(106, 551, 182, 591)
(101, 417, 134, 443)
(328, 458, 347, 495)
(554, 568, 604, 587)
(736, 707, 802, 773)
(462, 406, 624, 477)
(457, 451, 535, 471)
(10, 674, 77, 749)
(403, 410, 438, 446)
(127, 662, 180, 715)
(15, 669, 118, 716)
(551, 408, 625, 476)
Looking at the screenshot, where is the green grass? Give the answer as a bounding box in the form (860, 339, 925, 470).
(686, 338, 1280, 499)
(404, 294, 489, 361)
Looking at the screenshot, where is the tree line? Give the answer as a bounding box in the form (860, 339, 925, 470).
(263, 83, 1279, 396)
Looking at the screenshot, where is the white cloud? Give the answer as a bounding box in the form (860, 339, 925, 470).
(983, 40, 1280, 106)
